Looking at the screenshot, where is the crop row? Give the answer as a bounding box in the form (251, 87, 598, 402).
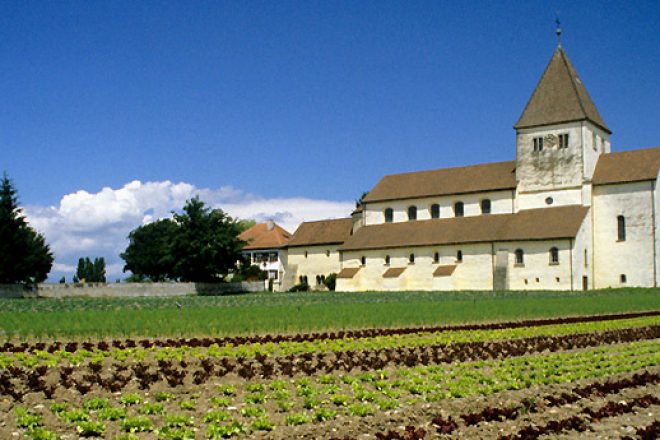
(2, 315, 658, 369)
(624, 421, 660, 440)
(6, 341, 660, 439)
(368, 395, 660, 440)
(332, 370, 658, 439)
(1, 326, 657, 400)
(2, 310, 656, 354)
(500, 394, 659, 439)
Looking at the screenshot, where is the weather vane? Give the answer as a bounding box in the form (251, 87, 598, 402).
(555, 12, 562, 47)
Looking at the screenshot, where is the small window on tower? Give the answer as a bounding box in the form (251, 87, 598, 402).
(384, 208, 393, 223)
(533, 137, 544, 152)
(559, 133, 569, 148)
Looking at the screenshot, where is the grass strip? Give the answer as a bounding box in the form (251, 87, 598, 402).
(0, 288, 658, 340)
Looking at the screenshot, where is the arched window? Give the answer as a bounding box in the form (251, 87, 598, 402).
(456, 250, 463, 262)
(481, 199, 491, 214)
(617, 215, 626, 241)
(384, 208, 393, 223)
(304, 276, 308, 284)
(515, 249, 524, 265)
(315, 275, 321, 285)
(384, 255, 390, 265)
(549, 247, 559, 264)
(361, 256, 366, 266)
(321, 275, 326, 284)
(430, 204, 440, 219)
(454, 201, 464, 217)
(408, 206, 417, 221)
(409, 253, 415, 264)
(299, 276, 304, 284)
(433, 252, 439, 263)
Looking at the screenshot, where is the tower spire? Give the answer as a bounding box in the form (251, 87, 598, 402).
(555, 12, 562, 48)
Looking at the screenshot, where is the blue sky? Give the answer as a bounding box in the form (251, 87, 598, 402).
(2, 1, 659, 280)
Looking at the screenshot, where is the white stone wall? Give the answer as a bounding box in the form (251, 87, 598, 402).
(593, 181, 656, 288)
(516, 122, 586, 193)
(492, 240, 572, 290)
(337, 238, 584, 292)
(571, 211, 592, 290)
(286, 245, 342, 288)
(363, 190, 514, 226)
(515, 188, 583, 211)
(337, 244, 493, 291)
(516, 121, 609, 198)
(582, 122, 611, 182)
(655, 180, 660, 287)
(0, 282, 267, 298)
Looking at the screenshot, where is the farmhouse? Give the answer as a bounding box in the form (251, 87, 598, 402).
(238, 220, 291, 289)
(282, 45, 660, 291)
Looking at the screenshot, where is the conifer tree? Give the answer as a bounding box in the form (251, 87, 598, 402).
(0, 172, 53, 284)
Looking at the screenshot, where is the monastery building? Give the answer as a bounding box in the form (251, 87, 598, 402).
(281, 45, 660, 292)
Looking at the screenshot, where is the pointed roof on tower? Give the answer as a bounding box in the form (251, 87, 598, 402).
(515, 47, 610, 133)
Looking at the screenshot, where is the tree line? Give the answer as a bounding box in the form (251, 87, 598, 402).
(1, 172, 255, 285)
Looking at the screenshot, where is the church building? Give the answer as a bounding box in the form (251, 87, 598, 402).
(282, 45, 660, 292)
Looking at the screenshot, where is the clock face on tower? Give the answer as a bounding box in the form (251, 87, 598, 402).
(544, 133, 557, 148)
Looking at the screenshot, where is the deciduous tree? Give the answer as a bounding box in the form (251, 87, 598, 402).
(171, 197, 246, 282)
(120, 219, 178, 282)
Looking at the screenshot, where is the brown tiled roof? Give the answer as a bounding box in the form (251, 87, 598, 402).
(592, 147, 660, 186)
(383, 267, 406, 278)
(337, 267, 361, 279)
(239, 222, 291, 250)
(351, 205, 364, 214)
(362, 161, 517, 203)
(339, 205, 589, 251)
(287, 218, 354, 248)
(433, 265, 457, 277)
(515, 48, 610, 133)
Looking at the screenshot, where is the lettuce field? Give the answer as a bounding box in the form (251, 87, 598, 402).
(0, 289, 658, 438)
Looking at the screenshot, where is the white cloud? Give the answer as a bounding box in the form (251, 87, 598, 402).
(23, 181, 354, 280)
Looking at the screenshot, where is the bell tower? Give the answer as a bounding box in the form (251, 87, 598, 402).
(514, 45, 611, 210)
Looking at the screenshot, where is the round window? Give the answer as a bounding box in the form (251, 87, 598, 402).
(545, 197, 554, 205)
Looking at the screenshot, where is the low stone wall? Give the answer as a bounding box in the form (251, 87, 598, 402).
(0, 281, 266, 299)
(0, 284, 26, 298)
